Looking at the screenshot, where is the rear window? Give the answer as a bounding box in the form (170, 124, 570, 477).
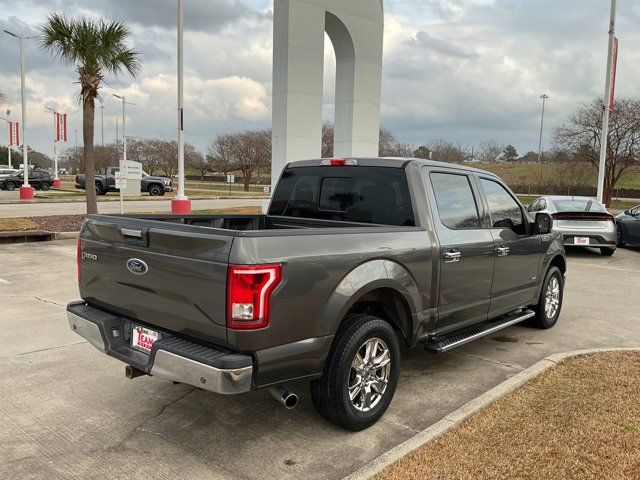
(552, 199, 606, 213)
(269, 166, 415, 226)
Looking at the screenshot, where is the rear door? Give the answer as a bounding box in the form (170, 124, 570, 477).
(477, 177, 541, 317)
(425, 169, 495, 333)
(79, 217, 234, 346)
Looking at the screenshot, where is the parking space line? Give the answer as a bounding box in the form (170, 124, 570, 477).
(0, 277, 10, 285)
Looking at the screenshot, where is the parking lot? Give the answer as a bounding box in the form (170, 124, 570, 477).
(1, 240, 639, 480)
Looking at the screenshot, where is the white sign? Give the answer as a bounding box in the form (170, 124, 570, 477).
(115, 172, 127, 189)
(226, 174, 235, 183)
(121, 160, 142, 180)
(263, 185, 271, 194)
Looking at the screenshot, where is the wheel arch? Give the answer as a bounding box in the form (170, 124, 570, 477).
(320, 259, 421, 346)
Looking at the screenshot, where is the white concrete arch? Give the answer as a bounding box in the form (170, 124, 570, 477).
(272, 0, 384, 186)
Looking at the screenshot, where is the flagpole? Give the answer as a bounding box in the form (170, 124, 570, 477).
(596, 0, 617, 206)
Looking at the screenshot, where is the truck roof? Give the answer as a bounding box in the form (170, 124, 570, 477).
(287, 157, 500, 179)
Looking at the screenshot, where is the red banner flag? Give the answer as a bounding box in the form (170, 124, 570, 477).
(55, 113, 68, 142)
(8, 122, 19, 146)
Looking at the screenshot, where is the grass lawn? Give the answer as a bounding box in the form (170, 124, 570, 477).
(378, 351, 640, 480)
(0, 217, 39, 232)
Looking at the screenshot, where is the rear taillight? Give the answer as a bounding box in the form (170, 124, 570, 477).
(227, 264, 282, 330)
(76, 238, 82, 283)
(552, 213, 614, 221)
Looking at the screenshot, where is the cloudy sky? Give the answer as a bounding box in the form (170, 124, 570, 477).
(0, 0, 638, 158)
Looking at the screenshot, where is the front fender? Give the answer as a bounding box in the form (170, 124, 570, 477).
(320, 259, 421, 335)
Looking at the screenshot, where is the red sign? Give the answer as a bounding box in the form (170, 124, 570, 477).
(8, 122, 19, 146)
(55, 113, 68, 142)
(609, 37, 619, 113)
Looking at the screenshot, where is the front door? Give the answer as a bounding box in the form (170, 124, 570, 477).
(426, 169, 496, 333)
(478, 177, 542, 317)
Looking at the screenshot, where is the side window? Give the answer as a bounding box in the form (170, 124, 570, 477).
(430, 173, 480, 229)
(480, 179, 525, 235)
(539, 199, 547, 211)
(527, 199, 540, 213)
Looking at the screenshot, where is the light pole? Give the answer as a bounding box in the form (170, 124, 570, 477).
(100, 102, 104, 147)
(113, 93, 135, 164)
(537, 94, 549, 165)
(596, 0, 617, 206)
(172, 0, 191, 214)
(0, 109, 10, 168)
(4, 29, 36, 199)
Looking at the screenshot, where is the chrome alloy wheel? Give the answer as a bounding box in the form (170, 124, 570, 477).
(348, 337, 391, 412)
(545, 276, 560, 319)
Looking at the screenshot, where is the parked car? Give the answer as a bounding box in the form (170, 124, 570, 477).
(67, 158, 566, 431)
(59, 168, 68, 175)
(0, 168, 19, 177)
(75, 166, 172, 196)
(0, 169, 53, 191)
(528, 195, 617, 256)
(616, 205, 640, 247)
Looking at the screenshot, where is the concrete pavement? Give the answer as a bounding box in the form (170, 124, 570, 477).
(1, 242, 639, 479)
(0, 197, 264, 218)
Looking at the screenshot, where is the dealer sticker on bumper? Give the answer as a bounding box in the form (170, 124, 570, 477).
(131, 325, 159, 353)
(574, 237, 590, 246)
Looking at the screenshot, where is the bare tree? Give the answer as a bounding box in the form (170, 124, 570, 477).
(186, 148, 207, 181)
(213, 130, 271, 191)
(554, 97, 640, 205)
(208, 135, 235, 178)
(428, 139, 470, 164)
(477, 140, 504, 163)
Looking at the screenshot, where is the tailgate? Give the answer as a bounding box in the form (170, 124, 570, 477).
(79, 216, 234, 346)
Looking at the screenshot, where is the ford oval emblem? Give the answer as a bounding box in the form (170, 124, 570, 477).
(127, 258, 148, 275)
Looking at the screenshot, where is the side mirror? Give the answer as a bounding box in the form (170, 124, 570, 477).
(623, 210, 631, 215)
(534, 212, 553, 235)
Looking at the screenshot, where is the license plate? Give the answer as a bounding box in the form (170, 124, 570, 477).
(131, 325, 159, 353)
(574, 237, 590, 245)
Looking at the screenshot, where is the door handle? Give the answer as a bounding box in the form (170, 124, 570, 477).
(496, 246, 510, 256)
(443, 250, 462, 263)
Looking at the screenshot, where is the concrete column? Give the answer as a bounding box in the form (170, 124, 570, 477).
(272, 0, 384, 187)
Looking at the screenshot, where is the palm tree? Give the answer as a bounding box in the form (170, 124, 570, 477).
(39, 15, 141, 213)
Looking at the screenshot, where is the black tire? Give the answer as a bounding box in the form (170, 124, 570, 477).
(5, 182, 16, 191)
(528, 266, 563, 329)
(41, 182, 51, 191)
(34, 185, 42, 191)
(95, 183, 104, 196)
(600, 248, 615, 257)
(310, 314, 400, 431)
(148, 184, 163, 196)
(616, 224, 626, 248)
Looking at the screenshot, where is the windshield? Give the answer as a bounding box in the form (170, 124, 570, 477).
(269, 166, 415, 226)
(552, 198, 606, 213)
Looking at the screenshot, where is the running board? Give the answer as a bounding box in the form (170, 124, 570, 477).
(424, 309, 535, 353)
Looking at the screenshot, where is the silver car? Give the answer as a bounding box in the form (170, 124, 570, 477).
(528, 196, 616, 256)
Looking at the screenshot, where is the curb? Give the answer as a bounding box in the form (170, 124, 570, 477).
(53, 231, 80, 240)
(344, 347, 640, 480)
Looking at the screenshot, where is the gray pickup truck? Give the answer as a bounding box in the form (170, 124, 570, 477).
(68, 158, 565, 430)
(75, 166, 173, 196)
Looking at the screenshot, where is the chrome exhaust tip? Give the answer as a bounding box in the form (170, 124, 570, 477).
(270, 385, 299, 410)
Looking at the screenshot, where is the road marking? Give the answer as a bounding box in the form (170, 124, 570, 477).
(0, 277, 11, 285)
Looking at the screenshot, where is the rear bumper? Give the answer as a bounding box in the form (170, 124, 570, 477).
(555, 226, 617, 248)
(67, 301, 253, 395)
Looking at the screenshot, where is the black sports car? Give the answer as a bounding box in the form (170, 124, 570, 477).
(616, 205, 640, 247)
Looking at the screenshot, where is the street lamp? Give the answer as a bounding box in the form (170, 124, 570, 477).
(112, 93, 135, 164)
(4, 29, 36, 199)
(596, 0, 617, 206)
(537, 94, 549, 165)
(0, 109, 10, 168)
(172, 0, 191, 214)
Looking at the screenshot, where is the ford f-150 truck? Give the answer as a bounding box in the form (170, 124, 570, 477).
(75, 166, 173, 196)
(68, 157, 565, 430)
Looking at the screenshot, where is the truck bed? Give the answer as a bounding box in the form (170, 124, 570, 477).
(78, 214, 418, 349)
